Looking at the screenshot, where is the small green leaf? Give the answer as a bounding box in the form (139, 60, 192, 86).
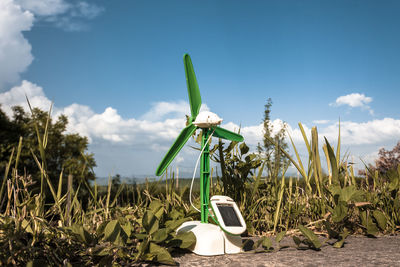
(240, 143, 249, 155)
(261, 236, 273, 251)
(143, 210, 159, 235)
(94, 247, 111, 256)
(137, 239, 150, 256)
(360, 211, 379, 236)
(69, 224, 93, 244)
(332, 201, 348, 223)
(103, 220, 121, 242)
(373, 210, 387, 231)
(96, 220, 108, 236)
(333, 229, 349, 248)
(339, 186, 365, 203)
(323, 221, 339, 239)
(133, 232, 148, 240)
(169, 231, 196, 249)
(388, 178, 399, 191)
(165, 218, 190, 231)
(275, 230, 286, 243)
(152, 228, 169, 243)
(121, 222, 133, 237)
(298, 225, 321, 249)
(329, 185, 342, 197)
(292, 236, 301, 246)
(149, 243, 175, 265)
(149, 200, 164, 219)
(253, 238, 263, 250)
(142, 253, 156, 261)
(169, 208, 183, 220)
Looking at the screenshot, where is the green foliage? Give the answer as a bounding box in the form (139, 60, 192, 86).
(256, 98, 290, 178)
(1, 102, 400, 265)
(0, 105, 96, 208)
(253, 236, 274, 252)
(297, 225, 322, 250)
(133, 200, 196, 265)
(211, 139, 262, 202)
(214, 118, 399, 248)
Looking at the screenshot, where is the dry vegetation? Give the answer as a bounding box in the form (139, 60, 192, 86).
(1, 106, 399, 265)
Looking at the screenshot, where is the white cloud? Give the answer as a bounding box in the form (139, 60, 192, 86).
(14, 0, 69, 16)
(0, 0, 34, 91)
(2, 83, 399, 176)
(313, 119, 330, 124)
(141, 101, 190, 121)
(321, 119, 400, 145)
(0, 0, 104, 92)
(221, 119, 289, 147)
(331, 93, 374, 114)
(359, 150, 379, 167)
(0, 80, 51, 115)
(333, 93, 372, 108)
(141, 101, 210, 122)
(72, 2, 104, 19)
(15, 0, 104, 31)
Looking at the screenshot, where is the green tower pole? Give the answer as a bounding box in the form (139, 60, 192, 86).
(200, 128, 211, 223)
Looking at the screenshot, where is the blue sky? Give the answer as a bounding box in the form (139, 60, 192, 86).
(1, 0, 400, 177)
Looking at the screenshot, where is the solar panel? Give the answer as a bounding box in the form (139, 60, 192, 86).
(216, 204, 242, 227)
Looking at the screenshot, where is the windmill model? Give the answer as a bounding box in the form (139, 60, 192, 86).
(156, 54, 247, 256)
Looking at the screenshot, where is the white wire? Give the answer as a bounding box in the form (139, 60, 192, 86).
(189, 129, 215, 213)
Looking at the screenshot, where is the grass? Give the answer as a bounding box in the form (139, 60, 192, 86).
(0, 106, 399, 265)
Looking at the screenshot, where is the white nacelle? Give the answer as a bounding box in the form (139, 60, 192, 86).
(193, 111, 223, 128)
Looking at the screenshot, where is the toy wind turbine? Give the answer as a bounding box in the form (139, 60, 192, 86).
(156, 54, 246, 256)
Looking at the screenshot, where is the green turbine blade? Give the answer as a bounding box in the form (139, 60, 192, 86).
(212, 126, 244, 142)
(184, 54, 202, 120)
(155, 123, 197, 176)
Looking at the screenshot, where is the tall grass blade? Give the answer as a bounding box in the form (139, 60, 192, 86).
(57, 168, 64, 202)
(0, 148, 14, 208)
(42, 103, 53, 149)
(311, 127, 323, 196)
(66, 174, 73, 226)
(324, 137, 339, 186)
(273, 165, 287, 233)
(110, 183, 125, 207)
(285, 177, 293, 230)
(287, 132, 310, 190)
(14, 137, 23, 170)
(252, 162, 265, 198)
(336, 119, 341, 167)
(264, 135, 303, 179)
(298, 122, 311, 155)
(106, 175, 112, 219)
(26, 96, 48, 170)
(30, 149, 57, 199)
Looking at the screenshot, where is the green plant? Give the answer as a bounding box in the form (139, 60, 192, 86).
(132, 200, 196, 265)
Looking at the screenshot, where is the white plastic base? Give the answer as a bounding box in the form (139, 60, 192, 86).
(176, 221, 243, 256)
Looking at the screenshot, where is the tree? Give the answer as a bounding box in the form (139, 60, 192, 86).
(374, 142, 400, 174)
(256, 98, 290, 178)
(359, 142, 400, 181)
(0, 105, 96, 206)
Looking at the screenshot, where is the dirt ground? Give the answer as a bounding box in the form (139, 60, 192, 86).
(163, 235, 400, 267)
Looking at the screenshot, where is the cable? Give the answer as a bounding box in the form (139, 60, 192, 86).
(188, 129, 240, 236)
(189, 129, 215, 213)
